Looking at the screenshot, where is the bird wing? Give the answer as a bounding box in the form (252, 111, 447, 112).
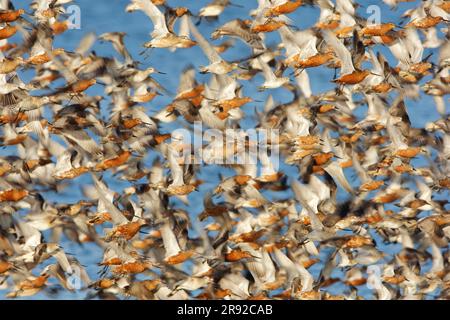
(54, 150, 73, 174)
(257, 56, 276, 82)
(92, 174, 129, 225)
(323, 161, 355, 194)
(386, 115, 408, 150)
(52, 247, 73, 274)
(188, 17, 222, 64)
(76, 32, 96, 56)
(278, 26, 301, 59)
(322, 29, 354, 75)
(292, 180, 324, 231)
(167, 145, 185, 187)
(177, 14, 190, 38)
(128, 0, 169, 38)
(160, 221, 181, 258)
(61, 129, 103, 156)
(177, 65, 196, 94)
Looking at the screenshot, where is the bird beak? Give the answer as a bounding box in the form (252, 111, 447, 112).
(211, 31, 220, 40)
(229, 2, 244, 8)
(131, 152, 143, 158)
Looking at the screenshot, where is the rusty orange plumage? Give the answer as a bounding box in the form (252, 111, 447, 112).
(265, 0, 302, 17)
(0, 25, 17, 40)
(333, 70, 370, 85)
(251, 20, 287, 33)
(360, 180, 384, 192)
(165, 250, 194, 265)
(360, 23, 396, 37)
(18, 275, 49, 291)
(107, 221, 146, 241)
(51, 21, 69, 35)
(407, 16, 444, 29)
(112, 261, 151, 275)
(225, 249, 254, 262)
(0, 9, 25, 23)
(294, 52, 334, 69)
(0, 261, 12, 274)
(95, 151, 132, 171)
(0, 189, 29, 202)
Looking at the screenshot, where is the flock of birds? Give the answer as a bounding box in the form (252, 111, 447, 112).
(0, 0, 449, 300)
